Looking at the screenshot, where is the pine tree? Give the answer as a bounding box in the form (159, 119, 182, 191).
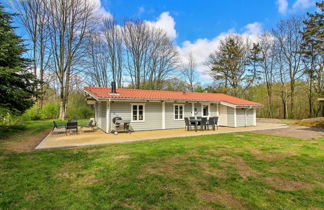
(301, 1, 324, 117)
(0, 3, 39, 115)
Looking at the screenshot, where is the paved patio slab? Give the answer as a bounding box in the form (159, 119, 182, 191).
(36, 123, 287, 150)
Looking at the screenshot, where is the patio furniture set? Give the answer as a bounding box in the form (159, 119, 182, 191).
(184, 116, 219, 132)
(53, 120, 95, 135)
(52, 116, 218, 135)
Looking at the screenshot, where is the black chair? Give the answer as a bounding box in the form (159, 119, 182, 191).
(214, 117, 219, 130)
(200, 117, 208, 130)
(80, 120, 95, 132)
(196, 116, 202, 125)
(208, 117, 217, 131)
(66, 121, 78, 135)
(184, 117, 194, 131)
(189, 117, 195, 125)
(53, 121, 66, 134)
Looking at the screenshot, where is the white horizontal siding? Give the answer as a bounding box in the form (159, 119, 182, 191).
(110, 102, 162, 131)
(227, 107, 235, 127)
(165, 103, 191, 129)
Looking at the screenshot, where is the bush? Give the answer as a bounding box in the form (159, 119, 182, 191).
(21, 103, 59, 120)
(0, 107, 20, 126)
(66, 105, 93, 120)
(21, 105, 41, 120)
(40, 103, 59, 119)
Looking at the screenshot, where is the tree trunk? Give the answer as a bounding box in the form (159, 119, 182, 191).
(308, 76, 313, 118)
(290, 79, 295, 118)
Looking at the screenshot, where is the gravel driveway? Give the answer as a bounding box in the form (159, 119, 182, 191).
(253, 126, 324, 139)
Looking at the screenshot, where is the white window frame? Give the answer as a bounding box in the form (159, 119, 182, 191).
(201, 103, 210, 117)
(173, 104, 185, 120)
(131, 103, 145, 122)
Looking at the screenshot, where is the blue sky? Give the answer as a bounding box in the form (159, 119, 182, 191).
(5, 0, 318, 85)
(97, 0, 317, 83)
(100, 0, 316, 43)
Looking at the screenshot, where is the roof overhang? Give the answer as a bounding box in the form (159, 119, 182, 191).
(84, 89, 262, 108)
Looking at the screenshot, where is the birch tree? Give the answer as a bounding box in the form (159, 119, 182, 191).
(272, 17, 305, 118)
(258, 33, 278, 118)
(123, 20, 178, 89)
(182, 53, 197, 91)
(45, 0, 96, 119)
(103, 18, 123, 87)
(12, 0, 51, 106)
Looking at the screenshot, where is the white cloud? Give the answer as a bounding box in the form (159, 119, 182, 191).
(137, 6, 145, 16)
(276, 0, 315, 14)
(177, 22, 263, 81)
(244, 22, 263, 36)
(145, 12, 177, 40)
(277, 0, 288, 14)
(292, 0, 315, 10)
(90, 0, 112, 20)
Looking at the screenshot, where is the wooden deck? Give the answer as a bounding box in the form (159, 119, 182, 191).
(36, 123, 287, 149)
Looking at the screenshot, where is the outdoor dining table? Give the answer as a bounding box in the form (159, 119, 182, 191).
(189, 118, 202, 132)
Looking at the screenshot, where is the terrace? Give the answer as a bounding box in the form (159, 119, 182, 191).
(36, 122, 286, 149)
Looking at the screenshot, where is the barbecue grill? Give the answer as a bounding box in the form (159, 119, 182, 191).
(112, 117, 132, 134)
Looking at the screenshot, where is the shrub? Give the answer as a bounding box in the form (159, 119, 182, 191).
(21, 105, 41, 120)
(40, 103, 59, 119)
(0, 107, 20, 126)
(66, 104, 93, 120)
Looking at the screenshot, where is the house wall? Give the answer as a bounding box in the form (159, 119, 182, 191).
(96, 101, 107, 132)
(247, 108, 255, 126)
(94, 102, 98, 124)
(165, 103, 191, 129)
(98, 100, 256, 131)
(227, 107, 236, 127)
(218, 104, 228, 126)
(236, 108, 246, 127)
(234, 108, 256, 127)
(110, 102, 162, 131)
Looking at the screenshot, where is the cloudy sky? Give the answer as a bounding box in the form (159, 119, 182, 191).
(94, 0, 316, 84)
(7, 0, 318, 85)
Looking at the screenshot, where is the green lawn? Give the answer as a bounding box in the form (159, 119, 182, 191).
(0, 121, 323, 209)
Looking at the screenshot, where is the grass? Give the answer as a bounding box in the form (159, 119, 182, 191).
(0, 121, 323, 209)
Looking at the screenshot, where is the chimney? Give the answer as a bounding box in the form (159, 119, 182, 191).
(111, 81, 117, 94)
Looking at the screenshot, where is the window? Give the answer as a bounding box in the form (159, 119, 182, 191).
(202, 104, 209, 117)
(174, 104, 184, 120)
(131, 104, 145, 122)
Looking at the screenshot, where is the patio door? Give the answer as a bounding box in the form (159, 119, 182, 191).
(201, 103, 210, 117)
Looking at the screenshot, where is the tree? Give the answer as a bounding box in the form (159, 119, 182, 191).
(85, 31, 110, 87)
(0, 4, 39, 115)
(103, 18, 123, 87)
(207, 34, 258, 97)
(301, 1, 324, 117)
(45, 0, 96, 120)
(258, 33, 278, 118)
(182, 52, 197, 92)
(12, 0, 51, 108)
(272, 16, 305, 118)
(123, 20, 178, 89)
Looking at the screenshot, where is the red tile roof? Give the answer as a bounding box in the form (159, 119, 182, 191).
(84, 86, 262, 106)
